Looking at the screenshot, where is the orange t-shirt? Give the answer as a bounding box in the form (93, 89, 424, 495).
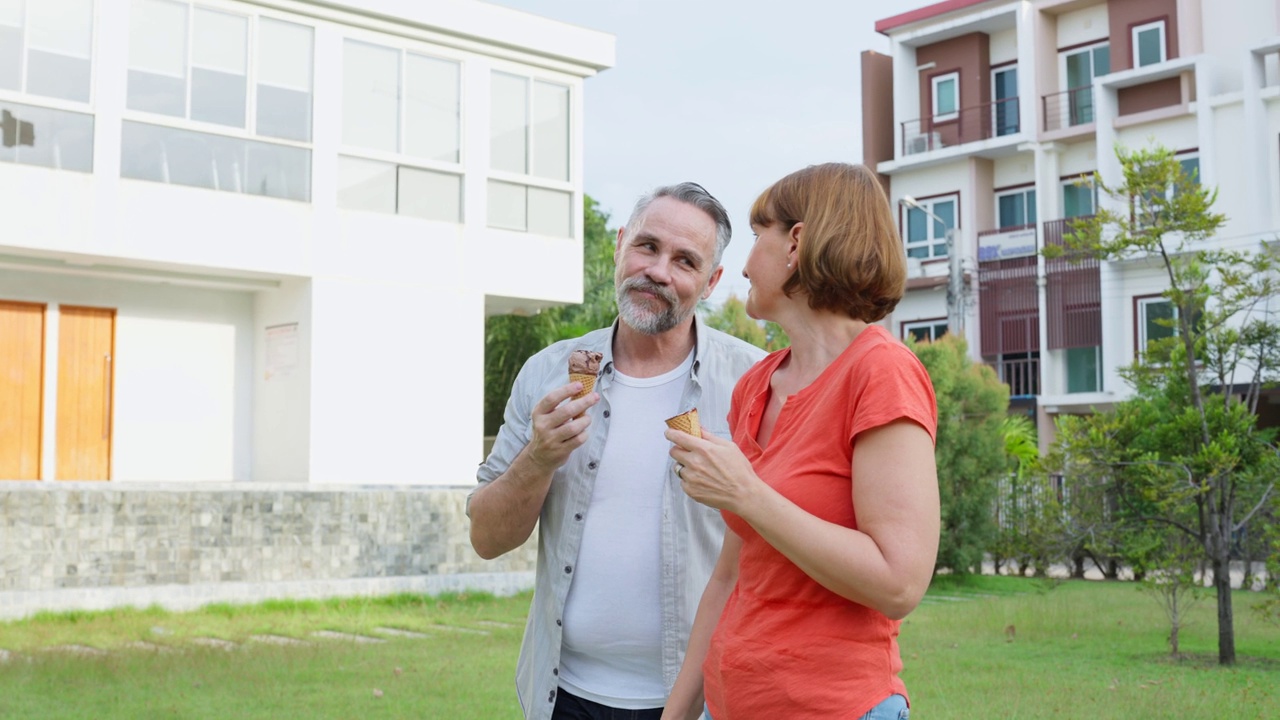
(703, 325, 938, 719)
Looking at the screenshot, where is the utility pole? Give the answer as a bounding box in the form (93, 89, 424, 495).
(902, 195, 964, 336)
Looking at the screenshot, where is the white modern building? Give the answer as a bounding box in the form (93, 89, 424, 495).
(0, 0, 613, 485)
(0, 0, 612, 618)
(861, 0, 1280, 446)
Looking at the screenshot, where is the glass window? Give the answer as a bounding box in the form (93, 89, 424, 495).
(0, 99, 93, 171)
(127, 0, 189, 117)
(1, 0, 94, 102)
(342, 40, 399, 153)
(532, 81, 569, 181)
(404, 53, 459, 163)
(932, 72, 958, 120)
(528, 186, 571, 237)
(25, 0, 93, 102)
(129, 1, 314, 142)
(121, 120, 310, 201)
(1063, 43, 1109, 126)
(190, 8, 248, 128)
(992, 67, 1018, 136)
(1133, 21, 1166, 68)
(256, 18, 313, 142)
(0, 0, 22, 91)
(1138, 297, 1177, 351)
(490, 72, 528, 174)
(398, 166, 462, 223)
(997, 188, 1036, 229)
(1063, 178, 1096, 218)
(1065, 345, 1100, 393)
(903, 196, 955, 260)
(488, 179, 527, 231)
(903, 320, 948, 343)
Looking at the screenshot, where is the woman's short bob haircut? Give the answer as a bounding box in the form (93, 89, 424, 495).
(749, 162, 906, 323)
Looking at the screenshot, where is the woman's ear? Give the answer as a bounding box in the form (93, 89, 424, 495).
(788, 222, 803, 262)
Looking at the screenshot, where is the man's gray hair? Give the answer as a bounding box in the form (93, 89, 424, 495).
(624, 182, 732, 266)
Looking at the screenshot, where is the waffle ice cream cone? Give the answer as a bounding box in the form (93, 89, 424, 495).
(664, 408, 701, 437)
(570, 372, 596, 400)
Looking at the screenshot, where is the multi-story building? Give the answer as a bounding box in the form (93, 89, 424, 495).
(862, 0, 1280, 447)
(0, 0, 613, 617)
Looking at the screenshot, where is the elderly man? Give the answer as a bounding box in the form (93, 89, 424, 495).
(469, 182, 765, 720)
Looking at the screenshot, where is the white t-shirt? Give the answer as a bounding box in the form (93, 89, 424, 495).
(558, 350, 694, 709)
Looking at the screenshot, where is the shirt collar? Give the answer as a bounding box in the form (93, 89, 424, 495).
(600, 313, 707, 379)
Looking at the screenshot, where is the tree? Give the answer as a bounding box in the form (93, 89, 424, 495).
(701, 294, 790, 351)
(1047, 144, 1280, 665)
(484, 196, 618, 435)
(909, 334, 1008, 574)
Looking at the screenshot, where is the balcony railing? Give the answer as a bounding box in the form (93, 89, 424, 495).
(901, 97, 1019, 156)
(1042, 86, 1095, 132)
(995, 356, 1040, 397)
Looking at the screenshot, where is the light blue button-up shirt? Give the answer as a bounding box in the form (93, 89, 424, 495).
(470, 315, 765, 719)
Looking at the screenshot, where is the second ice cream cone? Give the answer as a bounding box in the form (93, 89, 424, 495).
(664, 408, 701, 437)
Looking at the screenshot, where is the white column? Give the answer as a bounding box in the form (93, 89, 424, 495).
(892, 39, 918, 160)
(1094, 80, 1123, 395)
(1244, 47, 1274, 234)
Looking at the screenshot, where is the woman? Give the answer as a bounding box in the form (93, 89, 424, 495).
(662, 163, 939, 720)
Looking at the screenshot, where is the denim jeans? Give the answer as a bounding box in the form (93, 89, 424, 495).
(860, 694, 910, 720)
(551, 687, 663, 720)
(704, 693, 907, 720)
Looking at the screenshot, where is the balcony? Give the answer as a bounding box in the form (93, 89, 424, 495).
(1042, 86, 1094, 132)
(901, 97, 1019, 156)
(1043, 216, 1102, 352)
(994, 355, 1040, 398)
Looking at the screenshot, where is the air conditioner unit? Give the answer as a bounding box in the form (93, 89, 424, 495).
(905, 131, 942, 155)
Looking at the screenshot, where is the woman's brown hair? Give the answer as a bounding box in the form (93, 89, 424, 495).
(749, 163, 906, 322)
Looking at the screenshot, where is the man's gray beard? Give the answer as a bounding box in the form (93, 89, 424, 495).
(615, 277, 696, 335)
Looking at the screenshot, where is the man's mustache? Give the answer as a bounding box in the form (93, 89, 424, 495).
(621, 277, 677, 307)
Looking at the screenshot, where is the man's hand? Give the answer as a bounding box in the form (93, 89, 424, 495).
(526, 382, 599, 473)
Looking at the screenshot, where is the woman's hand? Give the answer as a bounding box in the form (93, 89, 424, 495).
(665, 429, 761, 514)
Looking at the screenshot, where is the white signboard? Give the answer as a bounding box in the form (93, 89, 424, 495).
(978, 227, 1037, 262)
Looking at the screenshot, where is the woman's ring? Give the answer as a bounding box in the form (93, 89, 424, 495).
(675, 463, 684, 480)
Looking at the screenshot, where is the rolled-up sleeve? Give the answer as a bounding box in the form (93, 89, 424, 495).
(467, 358, 538, 516)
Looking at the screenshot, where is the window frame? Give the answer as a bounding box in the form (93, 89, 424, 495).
(930, 71, 960, 122)
(902, 318, 949, 343)
(901, 193, 959, 261)
(337, 32, 465, 223)
(1134, 294, 1178, 355)
(1131, 20, 1167, 69)
(990, 64, 1019, 137)
(0, 0, 97, 107)
(994, 185, 1036, 231)
(1060, 174, 1098, 219)
(125, 0, 316, 147)
(486, 63, 576, 238)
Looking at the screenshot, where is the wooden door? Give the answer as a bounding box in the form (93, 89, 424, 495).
(0, 300, 45, 480)
(56, 306, 115, 481)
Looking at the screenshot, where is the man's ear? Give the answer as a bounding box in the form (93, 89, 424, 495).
(615, 226, 626, 264)
(703, 266, 725, 299)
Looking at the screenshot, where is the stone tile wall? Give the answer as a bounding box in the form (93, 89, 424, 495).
(0, 484, 536, 616)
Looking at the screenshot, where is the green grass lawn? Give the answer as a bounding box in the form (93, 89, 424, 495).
(0, 578, 1276, 718)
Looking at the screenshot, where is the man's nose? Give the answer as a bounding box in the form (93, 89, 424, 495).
(646, 256, 673, 284)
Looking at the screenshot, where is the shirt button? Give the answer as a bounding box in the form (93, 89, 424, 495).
(553, 668, 559, 676)
(556, 618, 562, 626)
(564, 565, 573, 574)
(603, 410, 611, 418)
(574, 513, 583, 521)
(549, 689, 556, 702)
(588, 461, 598, 470)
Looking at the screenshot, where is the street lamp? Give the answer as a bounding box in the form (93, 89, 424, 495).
(900, 195, 964, 336)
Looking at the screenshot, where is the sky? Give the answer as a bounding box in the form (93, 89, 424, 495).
(484, 0, 921, 305)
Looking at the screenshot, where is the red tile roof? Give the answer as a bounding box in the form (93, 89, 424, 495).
(876, 0, 997, 35)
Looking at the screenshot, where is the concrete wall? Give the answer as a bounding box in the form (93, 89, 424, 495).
(0, 484, 535, 620)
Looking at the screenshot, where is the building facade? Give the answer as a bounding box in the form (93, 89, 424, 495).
(863, 0, 1280, 447)
(0, 0, 613, 618)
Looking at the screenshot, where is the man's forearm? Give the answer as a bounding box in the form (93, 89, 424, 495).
(469, 446, 556, 559)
